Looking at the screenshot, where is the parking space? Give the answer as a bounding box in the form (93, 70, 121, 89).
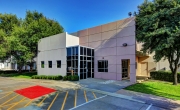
(0, 78, 174, 110)
(0, 80, 105, 110)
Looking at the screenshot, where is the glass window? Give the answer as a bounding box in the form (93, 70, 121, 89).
(87, 48, 91, 56)
(41, 61, 44, 68)
(98, 60, 108, 72)
(67, 56, 71, 60)
(57, 60, 61, 68)
(80, 56, 83, 60)
(67, 48, 71, 56)
(84, 56, 86, 60)
(48, 61, 52, 68)
(72, 47, 75, 55)
(84, 47, 86, 55)
(80, 47, 83, 55)
(92, 50, 94, 56)
(67, 61, 71, 67)
(74, 47, 78, 55)
(87, 57, 91, 60)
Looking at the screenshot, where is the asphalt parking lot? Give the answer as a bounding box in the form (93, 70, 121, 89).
(0, 80, 105, 110)
(0, 77, 171, 110)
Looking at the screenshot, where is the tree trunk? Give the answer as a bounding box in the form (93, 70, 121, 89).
(30, 62, 33, 72)
(173, 71, 178, 85)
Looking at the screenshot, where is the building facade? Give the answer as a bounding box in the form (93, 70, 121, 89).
(37, 17, 180, 83)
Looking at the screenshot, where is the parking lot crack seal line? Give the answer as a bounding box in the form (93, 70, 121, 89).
(82, 87, 145, 104)
(69, 95, 107, 110)
(146, 104, 152, 110)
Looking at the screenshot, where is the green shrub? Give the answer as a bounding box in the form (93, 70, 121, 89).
(150, 71, 180, 82)
(31, 75, 63, 80)
(63, 76, 68, 81)
(71, 75, 79, 81)
(62, 75, 79, 81)
(67, 75, 72, 81)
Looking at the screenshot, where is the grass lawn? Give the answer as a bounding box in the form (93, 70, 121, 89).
(0, 72, 37, 79)
(125, 80, 180, 100)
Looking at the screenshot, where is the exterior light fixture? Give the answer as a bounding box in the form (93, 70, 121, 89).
(102, 57, 104, 59)
(122, 43, 127, 47)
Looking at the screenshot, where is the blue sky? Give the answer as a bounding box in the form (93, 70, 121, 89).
(0, 0, 143, 33)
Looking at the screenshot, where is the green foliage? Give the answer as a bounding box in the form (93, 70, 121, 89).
(31, 75, 63, 80)
(71, 75, 79, 81)
(125, 80, 180, 100)
(150, 71, 180, 82)
(63, 75, 79, 81)
(67, 75, 72, 81)
(63, 76, 68, 81)
(0, 11, 64, 71)
(136, 0, 180, 84)
(22, 11, 64, 69)
(0, 72, 37, 79)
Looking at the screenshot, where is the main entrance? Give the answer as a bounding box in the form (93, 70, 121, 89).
(122, 59, 130, 79)
(66, 45, 94, 79)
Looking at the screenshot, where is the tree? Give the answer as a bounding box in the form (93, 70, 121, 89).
(21, 11, 64, 71)
(133, 11, 137, 16)
(0, 11, 64, 72)
(0, 13, 20, 61)
(136, 0, 180, 85)
(128, 12, 132, 17)
(8, 27, 33, 72)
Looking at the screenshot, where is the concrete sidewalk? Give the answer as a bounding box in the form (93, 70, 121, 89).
(82, 87, 145, 104)
(117, 89, 180, 110)
(76, 78, 134, 92)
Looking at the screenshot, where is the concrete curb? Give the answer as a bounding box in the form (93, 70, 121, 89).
(82, 87, 145, 104)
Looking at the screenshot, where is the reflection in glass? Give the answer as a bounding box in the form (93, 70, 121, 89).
(67, 48, 71, 56)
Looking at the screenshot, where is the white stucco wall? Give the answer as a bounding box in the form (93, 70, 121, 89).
(37, 33, 67, 76)
(66, 33, 79, 47)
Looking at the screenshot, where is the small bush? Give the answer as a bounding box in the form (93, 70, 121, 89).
(63, 76, 68, 81)
(31, 75, 63, 80)
(150, 71, 180, 82)
(67, 75, 71, 81)
(71, 75, 79, 81)
(62, 75, 79, 81)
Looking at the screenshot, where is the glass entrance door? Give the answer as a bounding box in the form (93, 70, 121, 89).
(87, 61, 91, 78)
(122, 59, 129, 78)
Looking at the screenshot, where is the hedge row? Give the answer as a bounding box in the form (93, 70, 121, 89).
(0, 70, 36, 74)
(63, 75, 79, 81)
(31, 75, 63, 80)
(150, 71, 180, 82)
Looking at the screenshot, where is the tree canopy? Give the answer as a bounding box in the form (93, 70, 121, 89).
(0, 11, 64, 71)
(136, 0, 180, 85)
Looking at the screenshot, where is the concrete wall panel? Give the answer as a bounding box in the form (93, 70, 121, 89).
(116, 26, 135, 38)
(78, 29, 88, 37)
(117, 36, 135, 47)
(101, 38, 117, 48)
(89, 33, 101, 42)
(88, 26, 101, 35)
(102, 30, 116, 40)
(88, 41, 101, 49)
(79, 36, 88, 44)
(102, 21, 116, 32)
(117, 46, 135, 56)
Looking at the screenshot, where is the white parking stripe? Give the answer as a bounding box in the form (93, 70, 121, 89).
(146, 104, 152, 110)
(69, 95, 107, 110)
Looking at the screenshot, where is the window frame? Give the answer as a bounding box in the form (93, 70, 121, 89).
(41, 61, 45, 68)
(48, 61, 52, 68)
(98, 60, 108, 72)
(57, 60, 61, 68)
